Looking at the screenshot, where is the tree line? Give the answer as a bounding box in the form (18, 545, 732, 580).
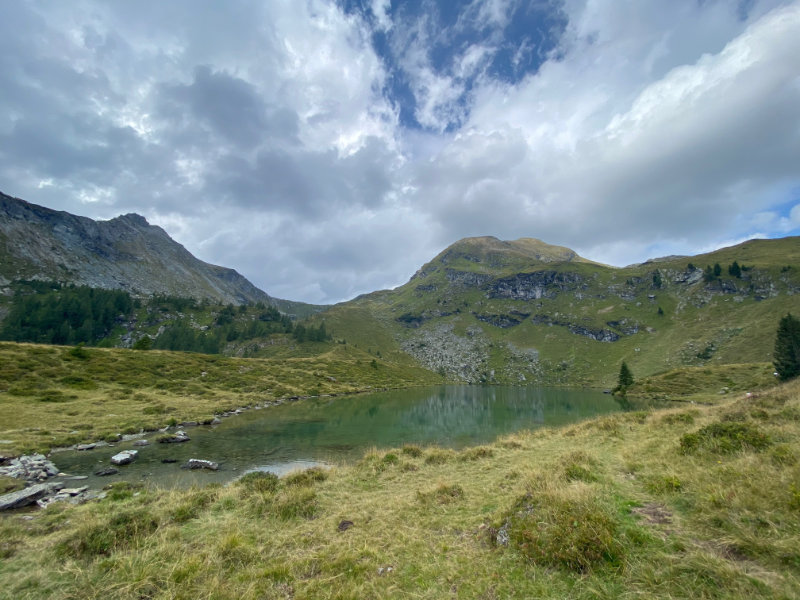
(0, 281, 328, 353)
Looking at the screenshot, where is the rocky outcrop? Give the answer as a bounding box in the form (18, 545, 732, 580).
(532, 315, 621, 342)
(445, 269, 493, 287)
(181, 459, 219, 471)
(474, 311, 530, 328)
(0, 454, 60, 483)
(486, 271, 585, 301)
(400, 323, 490, 381)
(0, 481, 64, 510)
(397, 310, 453, 328)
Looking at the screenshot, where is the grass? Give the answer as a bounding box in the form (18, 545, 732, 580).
(317, 236, 800, 387)
(0, 341, 442, 455)
(1, 375, 800, 598)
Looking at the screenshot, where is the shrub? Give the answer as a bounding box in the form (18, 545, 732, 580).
(459, 446, 494, 461)
(237, 471, 280, 494)
(273, 488, 317, 520)
(57, 508, 160, 558)
(283, 466, 327, 487)
(561, 451, 599, 483)
(418, 483, 465, 505)
(680, 422, 772, 455)
(505, 490, 624, 573)
(401, 444, 423, 457)
(644, 474, 682, 494)
(661, 411, 697, 425)
(424, 449, 455, 465)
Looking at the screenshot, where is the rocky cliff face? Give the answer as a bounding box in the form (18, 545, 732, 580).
(0, 192, 271, 305)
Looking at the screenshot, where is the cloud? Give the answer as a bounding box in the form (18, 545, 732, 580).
(0, 0, 798, 305)
(411, 0, 800, 263)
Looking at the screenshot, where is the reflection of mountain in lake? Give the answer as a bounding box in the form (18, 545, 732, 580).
(52, 385, 620, 490)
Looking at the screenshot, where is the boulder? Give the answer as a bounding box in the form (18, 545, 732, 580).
(94, 467, 119, 476)
(110, 450, 138, 465)
(132, 439, 150, 447)
(158, 430, 190, 444)
(0, 481, 63, 510)
(181, 459, 219, 471)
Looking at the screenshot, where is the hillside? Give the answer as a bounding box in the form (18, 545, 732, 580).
(318, 236, 800, 388)
(0, 191, 320, 316)
(2, 373, 799, 598)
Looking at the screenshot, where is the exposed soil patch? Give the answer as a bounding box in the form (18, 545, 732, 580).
(632, 502, 672, 525)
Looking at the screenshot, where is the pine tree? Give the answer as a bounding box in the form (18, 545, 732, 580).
(713, 263, 722, 277)
(618, 361, 634, 388)
(774, 314, 800, 381)
(728, 261, 742, 278)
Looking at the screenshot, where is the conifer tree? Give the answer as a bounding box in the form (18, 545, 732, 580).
(618, 361, 634, 389)
(774, 314, 800, 381)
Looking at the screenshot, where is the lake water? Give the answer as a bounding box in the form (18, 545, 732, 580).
(52, 385, 622, 489)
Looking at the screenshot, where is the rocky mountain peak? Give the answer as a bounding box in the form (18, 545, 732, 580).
(0, 191, 272, 305)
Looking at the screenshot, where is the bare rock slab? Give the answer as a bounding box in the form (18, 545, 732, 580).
(181, 459, 219, 471)
(110, 450, 138, 465)
(0, 481, 63, 510)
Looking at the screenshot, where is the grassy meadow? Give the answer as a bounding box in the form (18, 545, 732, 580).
(0, 342, 442, 456)
(1, 350, 799, 598)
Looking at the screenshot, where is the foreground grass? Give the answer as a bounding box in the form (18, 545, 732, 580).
(2, 377, 799, 598)
(0, 342, 442, 455)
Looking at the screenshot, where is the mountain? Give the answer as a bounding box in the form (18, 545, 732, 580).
(316, 235, 800, 388)
(0, 191, 320, 315)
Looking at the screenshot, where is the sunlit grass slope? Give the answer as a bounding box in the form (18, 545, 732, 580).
(318, 236, 800, 386)
(1, 377, 799, 598)
(0, 342, 442, 455)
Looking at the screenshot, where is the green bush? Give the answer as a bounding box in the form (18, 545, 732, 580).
(644, 474, 682, 494)
(506, 491, 624, 573)
(459, 446, 494, 461)
(283, 467, 328, 487)
(561, 451, 599, 483)
(680, 422, 772, 455)
(401, 444, 423, 457)
(418, 483, 465, 505)
(273, 488, 317, 520)
(57, 508, 160, 558)
(237, 471, 280, 494)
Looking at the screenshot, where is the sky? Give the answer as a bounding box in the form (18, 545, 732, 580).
(1, 0, 799, 305)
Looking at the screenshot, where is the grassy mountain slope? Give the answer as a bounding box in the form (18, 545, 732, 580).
(320, 236, 800, 387)
(2, 375, 798, 599)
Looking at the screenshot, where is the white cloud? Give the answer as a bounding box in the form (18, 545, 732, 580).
(409, 0, 800, 264)
(2, 0, 799, 304)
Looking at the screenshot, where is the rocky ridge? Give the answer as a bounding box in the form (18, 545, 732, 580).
(1, 191, 272, 306)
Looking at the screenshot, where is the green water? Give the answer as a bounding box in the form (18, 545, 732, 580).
(52, 385, 621, 488)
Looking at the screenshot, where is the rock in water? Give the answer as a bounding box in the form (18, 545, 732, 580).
(181, 459, 219, 471)
(95, 467, 119, 476)
(110, 450, 138, 465)
(158, 430, 190, 444)
(0, 481, 63, 510)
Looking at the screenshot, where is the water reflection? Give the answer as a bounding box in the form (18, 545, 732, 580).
(52, 385, 619, 489)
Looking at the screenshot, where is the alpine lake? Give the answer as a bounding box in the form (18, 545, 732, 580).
(52, 385, 624, 489)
